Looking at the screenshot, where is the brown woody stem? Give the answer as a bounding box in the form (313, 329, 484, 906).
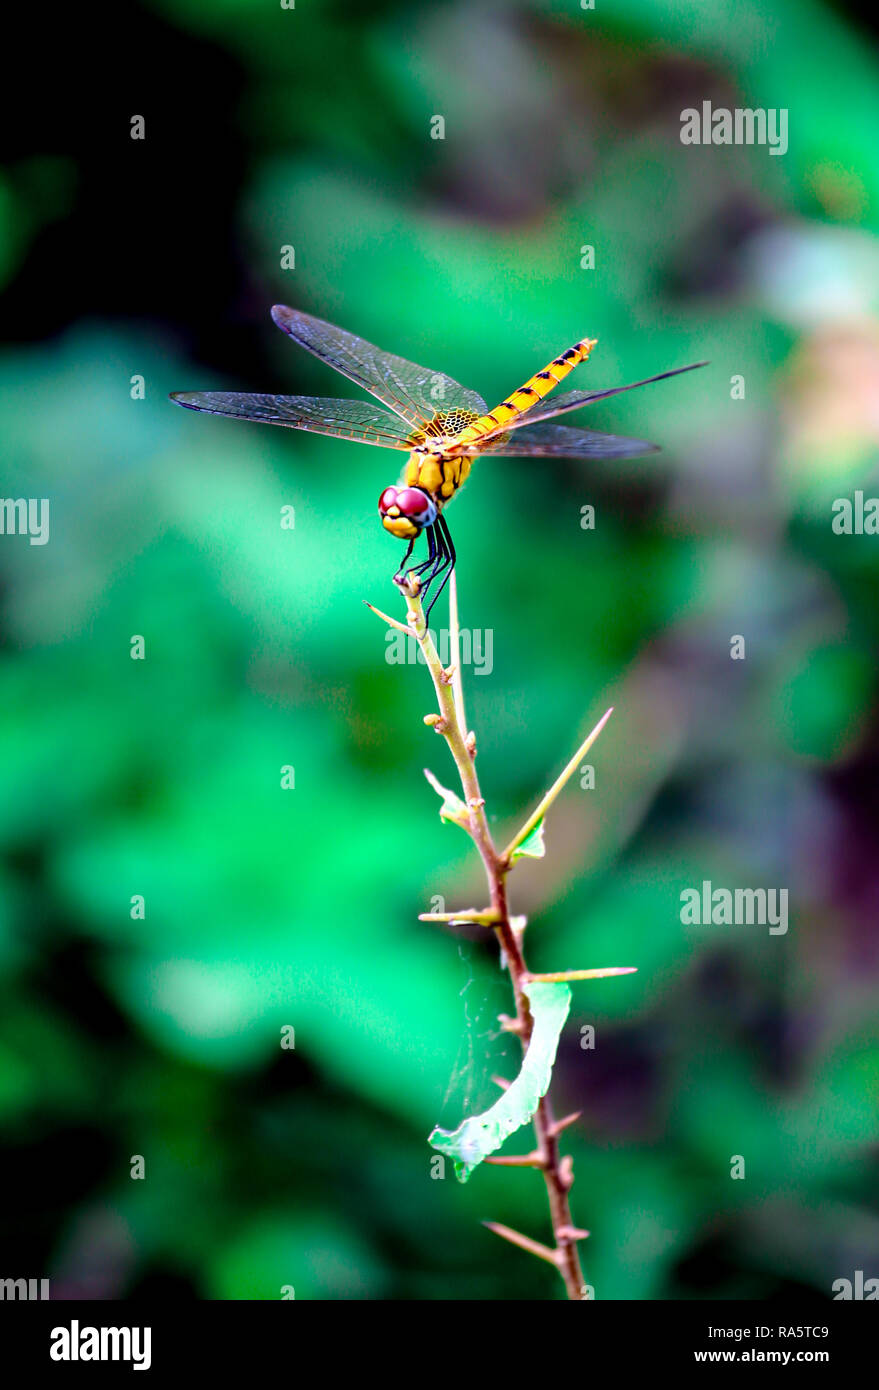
(400, 572, 585, 1301)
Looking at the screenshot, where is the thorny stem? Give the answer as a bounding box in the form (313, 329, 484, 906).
(397, 573, 588, 1301)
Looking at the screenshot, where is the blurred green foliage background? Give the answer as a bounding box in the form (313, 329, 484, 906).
(2, 0, 878, 1300)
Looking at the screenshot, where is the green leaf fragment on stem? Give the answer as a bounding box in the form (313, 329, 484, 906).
(427, 981, 572, 1182)
(509, 815, 546, 863)
(423, 768, 470, 829)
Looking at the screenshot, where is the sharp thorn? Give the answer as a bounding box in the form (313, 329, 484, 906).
(498, 1013, 526, 1035)
(482, 1222, 559, 1267)
(362, 600, 415, 635)
(418, 908, 499, 925)
(484, 1152, 545, 1168)
(526, 967, 637, 983)
(549, 1110, 582, 1138)
(556, 1225, 590, 1242)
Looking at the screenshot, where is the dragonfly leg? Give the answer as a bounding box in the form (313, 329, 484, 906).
(408, 528, 439, 580)
(393, 517, 456, 621)
(395, 523, 437, 593)
(393, 535, 417, 583)
(396, 523, 441, 607)
(422, 514, 456, 623)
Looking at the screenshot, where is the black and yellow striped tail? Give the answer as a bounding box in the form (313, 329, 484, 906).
(456, 337, 598, 446)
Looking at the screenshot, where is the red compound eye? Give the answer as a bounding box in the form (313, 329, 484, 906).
(395, 488, 432, 518)
(378, 485, 436, 531)
(378, 486, 398, 516)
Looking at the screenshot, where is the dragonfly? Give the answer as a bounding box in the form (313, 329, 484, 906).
(171, 306, 706, 618)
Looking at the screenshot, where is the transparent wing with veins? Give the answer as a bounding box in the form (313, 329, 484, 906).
(270, 305, 487, 428)
(480, 422, 661, 459)
(172, 309, 707, 464)
(169, 392, 414, 449)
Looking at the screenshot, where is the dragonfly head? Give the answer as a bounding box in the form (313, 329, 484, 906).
(378, 486, 437, 540)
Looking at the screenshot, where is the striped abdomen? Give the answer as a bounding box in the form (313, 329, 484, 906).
(454, 337, 598, 447)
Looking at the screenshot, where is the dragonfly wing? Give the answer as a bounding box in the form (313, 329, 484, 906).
(271, 305, 486, 429)
(170, 392, 413, 448)
(479, 362, 708, 434)
(480, 422, 660, 459)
